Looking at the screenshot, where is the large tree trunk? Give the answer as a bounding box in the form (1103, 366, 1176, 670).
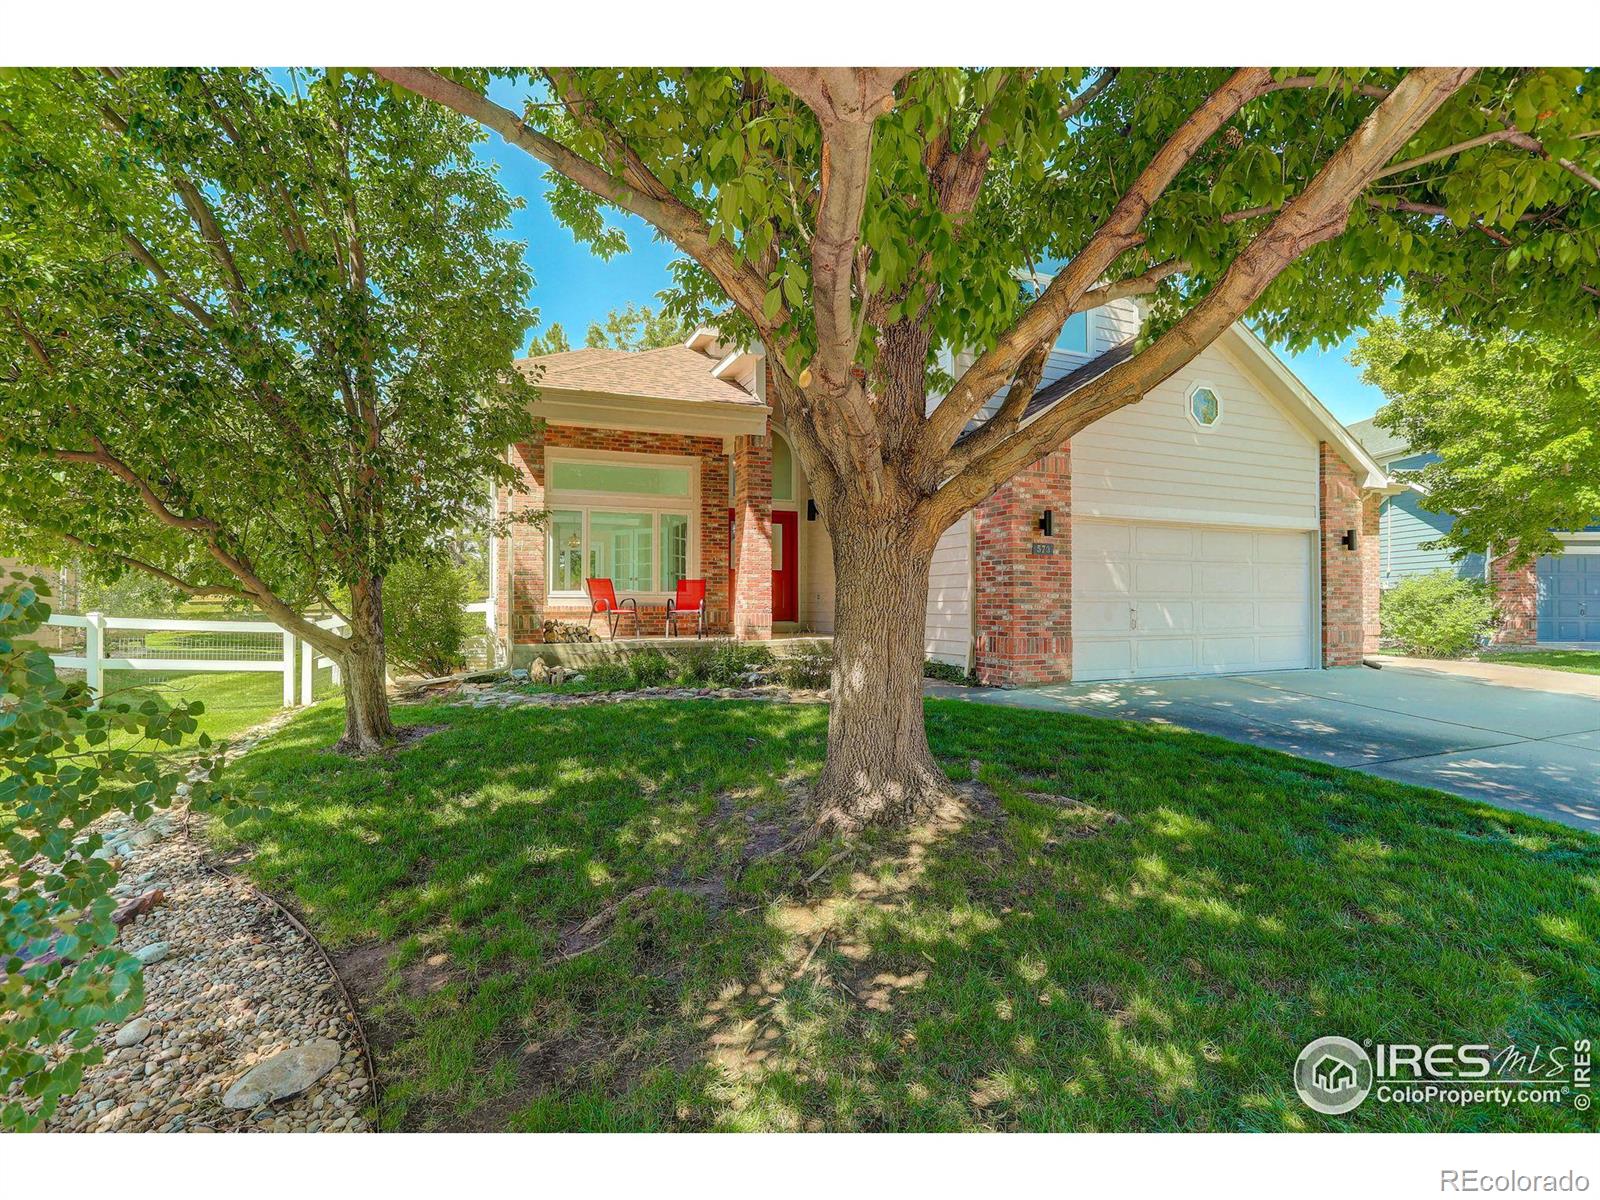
(809, 519, 955, 834)
(334, 576, 395, 754)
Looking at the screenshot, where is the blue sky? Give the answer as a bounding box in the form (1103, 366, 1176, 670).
(473, 76, 1392, 425)
(1273, 331, 1391, 424)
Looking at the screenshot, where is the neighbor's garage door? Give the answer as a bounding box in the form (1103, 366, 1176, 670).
(1073, 518, 1315, 681)
(1537, 552, 1600, 643)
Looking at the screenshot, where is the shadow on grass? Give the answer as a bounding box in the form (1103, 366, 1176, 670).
(215, 697, 1600, 1133)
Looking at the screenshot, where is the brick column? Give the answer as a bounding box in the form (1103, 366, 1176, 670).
(731, 433, 772, 639)
(1319, 443, 1367, 666)
(1361, 492, 1382, 656)
(973, 446, 1073, 686)
(500, 436, 547, 646)
(1490, 548, 1537, 645)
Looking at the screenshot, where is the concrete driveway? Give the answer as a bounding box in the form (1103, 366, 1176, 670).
(929, 664, 1600, 835)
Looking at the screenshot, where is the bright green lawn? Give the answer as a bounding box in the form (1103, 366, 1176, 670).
(215, 698, 1600, 1133)
(1477, 650, 1600, 676)
(96, 668, 339, 747)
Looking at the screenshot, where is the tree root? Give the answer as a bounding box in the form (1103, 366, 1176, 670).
(804, 766, 969, 840)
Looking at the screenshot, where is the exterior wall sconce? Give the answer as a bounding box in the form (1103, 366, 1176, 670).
(1340, 528, 1358, 550)
(806, 499, 819, 521)
(1038, 509, 1054, 537)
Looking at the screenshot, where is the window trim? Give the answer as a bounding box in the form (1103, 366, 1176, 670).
(545, 448, 700, 602)
(1184, 381, 1224, 430)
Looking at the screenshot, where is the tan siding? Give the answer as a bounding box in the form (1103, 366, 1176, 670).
(924, 514, 973, 668)
(790, 450, 836, 633)
(799, 508, 835, 632)
(1071, 341, 1320, 530)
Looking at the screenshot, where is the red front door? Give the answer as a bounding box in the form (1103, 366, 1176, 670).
(772, 510, 798, 623)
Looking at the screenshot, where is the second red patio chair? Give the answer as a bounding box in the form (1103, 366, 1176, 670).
(666, 578, 708, 639)
(585, 577, 639, 639)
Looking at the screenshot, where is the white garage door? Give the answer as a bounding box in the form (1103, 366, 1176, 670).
(1073, 518, 1314, 681)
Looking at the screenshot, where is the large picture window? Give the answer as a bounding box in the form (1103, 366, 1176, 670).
(546, 452, 697, 598)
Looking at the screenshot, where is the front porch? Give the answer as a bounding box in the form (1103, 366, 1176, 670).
(492, 415, 837, 664)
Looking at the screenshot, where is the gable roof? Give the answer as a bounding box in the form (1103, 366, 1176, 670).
(516, 344, 764, 408)
(956, 324, 1394, 491)
(1346, 416, 1411, 462)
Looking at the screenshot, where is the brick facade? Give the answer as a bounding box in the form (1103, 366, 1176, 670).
(497, 425, 738, 645)
(497, 424, 1387, 681)
(1490, 549, 1538, 645)
(730, 433, 774, 639)
(1319, 442, 1372, 666)
(1361, 491, 1383, 657)
(972, 447, 1073, 686)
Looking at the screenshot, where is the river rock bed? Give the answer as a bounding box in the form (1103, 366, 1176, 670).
(38, 716, 373, 1133)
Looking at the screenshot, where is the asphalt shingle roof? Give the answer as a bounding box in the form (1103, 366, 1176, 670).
(1345, 416, 1410, 461)
(516, 345, 763, 407)
(953, 341, 1134, 446)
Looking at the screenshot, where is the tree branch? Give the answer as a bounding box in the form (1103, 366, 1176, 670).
(50, 532, 250, 600)
(120, 232, 219, 328)
(375, 68, 777, 327)
(1058, 68, 1120, 122)
(765, 69, 907, 492)
(927, 67, 1479, 528)
(925, 68, 1277, 456)
(1262, 75, 1393, 101)
(1079, 257, 1189, 306)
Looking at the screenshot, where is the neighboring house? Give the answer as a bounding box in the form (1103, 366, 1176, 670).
(1344, 419, 1486, 586)
(1347, 418, 1600, 647)
(490, 297, 1394, 686)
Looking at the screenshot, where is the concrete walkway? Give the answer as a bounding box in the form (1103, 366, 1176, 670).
(928, 664, 1600, 835)
(1367, 654, 1600, 698)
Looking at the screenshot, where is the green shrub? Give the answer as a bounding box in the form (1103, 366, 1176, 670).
(382, 558, 477, 678)
(778, 642, 833, 689)
(583, 657, 633, 691)
(628, 647, 673, 688)
(0, 574, 246, 1130)
(922, 659, 974, 684)
(1380, 571, 1497, 657)
(703, 639, 774, 686)
(558, 640, 777, 692)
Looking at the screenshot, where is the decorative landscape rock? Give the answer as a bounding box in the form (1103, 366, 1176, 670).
(131, 941, 170, 966)
(6, 704, 373, 1133)
(221, 1039, 342, 1109)
(114, 1018, 153, 1048)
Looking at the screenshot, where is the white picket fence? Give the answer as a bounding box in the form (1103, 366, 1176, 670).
(46, 600, 494, 709)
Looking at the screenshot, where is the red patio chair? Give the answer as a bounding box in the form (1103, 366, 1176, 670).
(666, 578, 708, 639)
(585, 578, 638, 640)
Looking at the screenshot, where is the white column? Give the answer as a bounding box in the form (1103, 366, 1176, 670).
(85, 611, 106, 707)
(281, 630, 296, 707)
(300, 638, 314, 706)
